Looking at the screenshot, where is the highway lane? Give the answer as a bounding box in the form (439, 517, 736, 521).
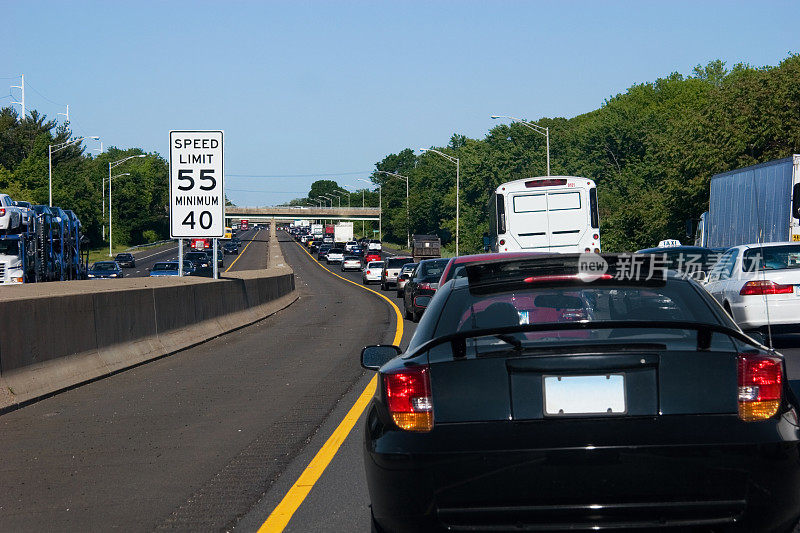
(0, 230, 403, 531)
(237, 235, 418, 532)
(116, 227, 264, 278)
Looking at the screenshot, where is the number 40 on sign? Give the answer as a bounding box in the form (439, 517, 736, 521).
(169, 131, 225, 239)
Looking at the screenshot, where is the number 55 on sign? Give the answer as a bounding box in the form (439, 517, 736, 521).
(169, 130, 225, 238)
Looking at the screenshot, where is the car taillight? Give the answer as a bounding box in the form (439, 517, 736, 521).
(738, 354, 782, 421)
(593, 233, 599, 240)
(0, 208, 4, 216)
(739, 280, 794, 295)
(499, 239, 505, 246)
(384, 366, 433, 432)
(366, 270, 371, 274)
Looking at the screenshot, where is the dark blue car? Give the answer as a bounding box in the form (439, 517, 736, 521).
(87, 261, 123, 279)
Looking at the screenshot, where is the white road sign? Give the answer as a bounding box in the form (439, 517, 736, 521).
(169, 130, 225, 238)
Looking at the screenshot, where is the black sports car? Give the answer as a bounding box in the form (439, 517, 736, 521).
(361, 254, 800, 532)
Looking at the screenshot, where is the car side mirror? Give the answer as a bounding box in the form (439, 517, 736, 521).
(361, 345, 402, 370)
(689, 271, 707, 282)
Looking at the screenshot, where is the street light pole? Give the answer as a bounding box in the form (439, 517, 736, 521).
(491, 115, 550, 176)
(419, 148, 460, 256)
(48, 136, 100, 207)
(337, 188, 351, 207)
(107, 154, 147, 256)
(107, 172, 130, 256)
(375, 170, 411, 249)
(358, 178, 380, 241)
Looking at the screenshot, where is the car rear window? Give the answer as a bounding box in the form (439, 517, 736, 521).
(387, 258, 412, 268)
(433, 280, 720, 343)
(152, 263, 177, 271)
(416, 258, 449, 281)
(742, 244, 800, 271)
(367, 261, 384, 268)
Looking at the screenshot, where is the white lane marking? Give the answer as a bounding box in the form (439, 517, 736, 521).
(134, 244, 179, 261)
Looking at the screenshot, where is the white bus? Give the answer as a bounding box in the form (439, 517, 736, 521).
(488, 176, 601, 253)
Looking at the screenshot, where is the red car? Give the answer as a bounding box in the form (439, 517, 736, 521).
(363, 252, 382, 265)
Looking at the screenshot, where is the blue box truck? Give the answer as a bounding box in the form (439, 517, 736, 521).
(695, 155, 800, 248)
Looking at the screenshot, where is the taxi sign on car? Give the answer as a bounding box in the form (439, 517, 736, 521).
(657, 239, 681, 248)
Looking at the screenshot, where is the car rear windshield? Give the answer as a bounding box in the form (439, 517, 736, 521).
(116, 254, 132, 259)
(367, 261, 384, 268)
(742, 245, 800, 271)
(416, 258, 449, 281)
(93, 262, 116, 270)
(186, 253, 206, 259)
(329, 248, 344, 253)
(152, 263, 177, 271)
(387, 258, 412, 268)
(432, 280, 722, 350)
(637, 249, 723, 273)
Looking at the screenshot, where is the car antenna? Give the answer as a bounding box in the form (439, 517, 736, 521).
(753, 173, 774, 349)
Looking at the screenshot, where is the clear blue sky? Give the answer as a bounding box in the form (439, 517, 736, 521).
(5, 0, 797, 206)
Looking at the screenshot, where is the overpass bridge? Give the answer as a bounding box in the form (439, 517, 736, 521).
(225, 206, 380, 222)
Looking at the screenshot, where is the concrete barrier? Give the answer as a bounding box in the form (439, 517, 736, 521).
(0, 232, 295, 410)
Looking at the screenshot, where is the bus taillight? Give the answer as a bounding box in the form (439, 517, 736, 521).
(525, 179, 567, 188)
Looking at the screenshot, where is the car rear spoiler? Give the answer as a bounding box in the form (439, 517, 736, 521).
(464, 254, 670, 294)
(401, 320, 771, 360)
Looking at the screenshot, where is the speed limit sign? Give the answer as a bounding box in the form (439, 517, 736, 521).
(169, 130, 225, 238)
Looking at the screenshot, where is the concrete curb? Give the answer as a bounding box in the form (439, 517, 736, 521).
(0, 229, 296, 411)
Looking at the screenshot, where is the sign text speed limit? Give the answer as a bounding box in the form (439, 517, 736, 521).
(169, 130, 225, 238)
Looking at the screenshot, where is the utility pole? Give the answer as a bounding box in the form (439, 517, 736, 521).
(11, 74, 24, 119)
(58, 104, 69, 123)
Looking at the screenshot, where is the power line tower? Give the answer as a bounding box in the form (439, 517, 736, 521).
(10, 73, 25, 120)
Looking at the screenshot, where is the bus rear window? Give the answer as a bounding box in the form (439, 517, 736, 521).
(513, 194, 546, 213)
(547, 192, 581, 210)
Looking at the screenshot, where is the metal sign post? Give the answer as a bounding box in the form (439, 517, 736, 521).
(212, 238, 218, 279)
(169, 131, 225, 279)
(178, 238, 183, 277)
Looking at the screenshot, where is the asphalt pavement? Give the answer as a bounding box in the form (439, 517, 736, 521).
(237, 237, 418, 532)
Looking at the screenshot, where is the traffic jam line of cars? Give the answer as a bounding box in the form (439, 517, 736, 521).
(287, 225, 800, 532)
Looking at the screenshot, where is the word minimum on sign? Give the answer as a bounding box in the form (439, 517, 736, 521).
(169, 130, 225, 239)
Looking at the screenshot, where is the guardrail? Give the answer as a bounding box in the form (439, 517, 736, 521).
(124, 239, 174, 252)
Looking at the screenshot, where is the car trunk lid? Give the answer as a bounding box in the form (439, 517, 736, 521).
(428, 338, 739, 423)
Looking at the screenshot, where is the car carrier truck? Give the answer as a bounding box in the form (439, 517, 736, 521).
(0, 203, 88, 284)
(694, 155, 800, 248)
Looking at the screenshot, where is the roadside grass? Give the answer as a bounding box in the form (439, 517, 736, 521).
(87, 241, 173, 264)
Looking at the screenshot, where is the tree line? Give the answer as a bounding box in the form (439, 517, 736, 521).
(0, 107, 168, 247)
(293, 54, 800, 252)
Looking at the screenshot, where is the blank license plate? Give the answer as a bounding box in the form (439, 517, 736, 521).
(544, 374, 626, 416)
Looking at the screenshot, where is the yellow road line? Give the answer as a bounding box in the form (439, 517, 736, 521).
(258, 240, 403, 532)
(224, 228, 261, 273)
